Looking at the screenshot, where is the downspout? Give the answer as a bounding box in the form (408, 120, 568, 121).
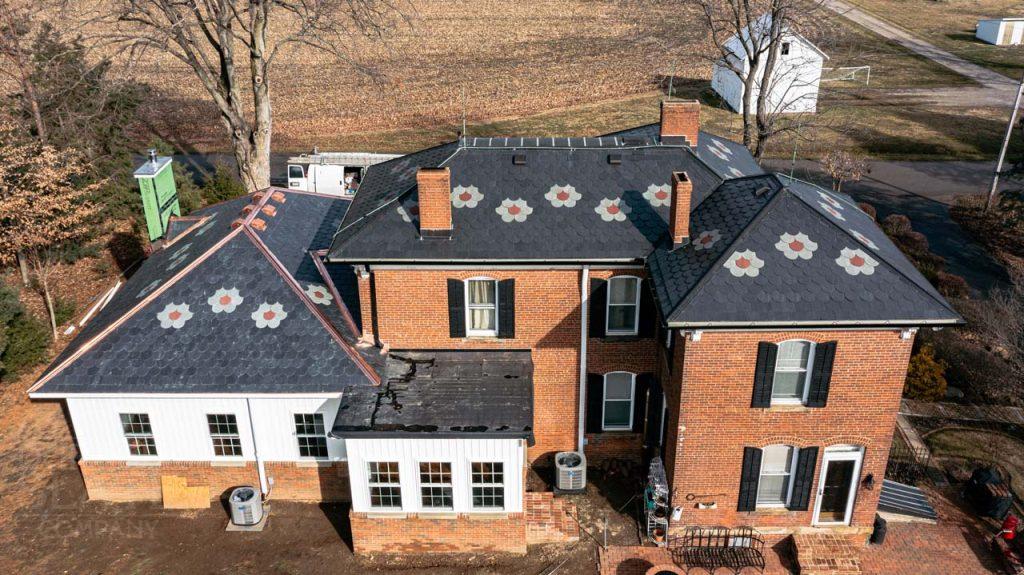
(246, 398, 270, 497)
(577, 266, 590, 452)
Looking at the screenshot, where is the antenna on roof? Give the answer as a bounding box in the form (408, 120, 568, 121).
(461, 86, 467, 141)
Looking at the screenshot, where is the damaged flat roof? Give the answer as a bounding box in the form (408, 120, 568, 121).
(330, 350, 534, 441)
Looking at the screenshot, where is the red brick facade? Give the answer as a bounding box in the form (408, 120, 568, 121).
(78, 460, 350, 502)
(350, 510, 528, 554)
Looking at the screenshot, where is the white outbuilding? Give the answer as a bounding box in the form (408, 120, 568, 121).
(976, 18, 1024, 46)
(711, 15, 829, 115)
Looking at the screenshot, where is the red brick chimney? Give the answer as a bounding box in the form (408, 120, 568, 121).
(416, 167, 452, 238)
(670, 171, 692, 248)
(660, 100, 700, 147)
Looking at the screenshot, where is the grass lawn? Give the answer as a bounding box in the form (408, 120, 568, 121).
(846, 0, 1024, 80)
(926, 427, 1024, 497)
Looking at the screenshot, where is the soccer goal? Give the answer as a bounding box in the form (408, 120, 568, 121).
(821, 66, 872, 85)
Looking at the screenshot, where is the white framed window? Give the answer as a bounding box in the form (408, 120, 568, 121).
(419, 462, 453, 509)
(781, 41, 791, 56)
(606, 276, 640, 335)
(471, 462, 505, 509)
(120, 413, 157, 456)
(465, 278, 498, 337)
(207, 414, 242, 457)
(294, 413, 328, 459)
(368, 461, 402, 509)
(757, 444, 797, 507)
(602, 371, 635, 431)
(772, 340, 815, 405)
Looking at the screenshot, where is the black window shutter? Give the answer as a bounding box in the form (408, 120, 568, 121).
(589, 278, 607, 338)
(738, 447, 763, 512)
(787, 446, 819, 511)
(751, 342, 778, 408)
(806, 341, 837, 408)
(447, 279, 466, 338)
(644, 379, 664, 446)
(666, 330, 676, 373)
(632, 373, 652, 433)
(497, 279, 515, 339)
(585, 374, 604, 433)
(638, 280, 657, 338)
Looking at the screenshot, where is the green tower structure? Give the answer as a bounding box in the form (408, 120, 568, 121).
(134, 149, 180, 242)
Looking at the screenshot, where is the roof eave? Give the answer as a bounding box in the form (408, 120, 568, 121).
(665, 317, 964, 329)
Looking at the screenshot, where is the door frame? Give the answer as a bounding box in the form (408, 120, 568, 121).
(812, 445, 864, 526)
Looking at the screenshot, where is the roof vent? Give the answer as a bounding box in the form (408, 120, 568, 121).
(608, 153, 622, 165)
(512, 153, 527, 165)
(754, 186, 772, 197)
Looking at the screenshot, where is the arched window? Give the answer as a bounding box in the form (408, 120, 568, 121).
(772, 340, 816, 404)
(606, 276, 641, 336)
(464, 277, 498, 337)
(602, 372, 636, 431)
(757, 444, 797, 507)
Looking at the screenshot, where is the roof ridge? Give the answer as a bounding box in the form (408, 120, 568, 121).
(663, 176, 788, 322)
(779, 175, 959, 316)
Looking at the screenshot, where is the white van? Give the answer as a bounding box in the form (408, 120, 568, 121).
(286, 150, 400, 197)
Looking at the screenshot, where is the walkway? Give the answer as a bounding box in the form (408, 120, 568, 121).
(900, 399, 1024, 427)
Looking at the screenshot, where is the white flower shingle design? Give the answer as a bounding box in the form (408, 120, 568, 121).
(710, 147, 729, 160)
(729, 167, 745, 178)
(167, 255, 189, 271)
(724, 250, 764, 278)
(397, 202, 419, 223)
(713, 139, 733, 155)
(137, 279, 162, 299)
(252, 302, 287, 329)
(692, 229, 721, 251)
(305, 284, 334, 305)
(545, 185, 581, 208)
(170, 243, 192, 260)
(451, 185, 483, 208)
(194, 219, 217, 237)
(208, 288, 243, 313)
(819, 202, 846, 221)
(643, 184, 671, 207)
(595, 198, 631, 222)
(836, 248, 879, 276)
(157, 303, 193, 329)
(775, 232, 818, 260)
(495, 198, 533, 222)
(851, 230, 878, 250)
(819, 191, 843, 209)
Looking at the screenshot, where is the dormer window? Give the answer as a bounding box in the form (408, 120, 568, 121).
(781, 42, 791, 56)
(772, 340, 815, 404)
(465, 278, 498, 337)
(606, 276, 640, 336)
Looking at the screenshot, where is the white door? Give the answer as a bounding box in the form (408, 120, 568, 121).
(812, 446, 864, 526)
(287, 164, 307, 191)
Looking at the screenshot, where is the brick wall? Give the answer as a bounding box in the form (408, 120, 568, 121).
(349, 511, 527, 554)
(664, 329, 913, 537)
(78, 460, 350, 502)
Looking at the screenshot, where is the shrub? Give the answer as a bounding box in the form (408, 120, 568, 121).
(53, 296, 76, 327)
(882, 214, 912, 236)
(904, 344, 948, 401)
(936, 272, 970, 299)
(0, 282, 23, 371)
(857, 202, 877, 221)
(201, 163, 247, 205)
(1, 312, 51, 375)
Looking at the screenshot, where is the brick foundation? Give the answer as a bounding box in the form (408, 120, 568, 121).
(78, 460, 350, 502)
(524, 492, 580, 544)
(350, 511, 527, 554)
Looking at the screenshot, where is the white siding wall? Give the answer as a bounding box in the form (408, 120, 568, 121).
(346, 437, 525, 514)
(712, 32, 824, 114)
(977, 20, 1003, 44)
(66, 396, 347, 463)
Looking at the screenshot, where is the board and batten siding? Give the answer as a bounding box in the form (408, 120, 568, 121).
(346, 437, 526, 514)
(65, 396, 347, 462)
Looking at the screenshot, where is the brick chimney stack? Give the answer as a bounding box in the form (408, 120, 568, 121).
(670, 171, 692, 248)
(660, 100, 700, 147)
(416, 167, 452, 238)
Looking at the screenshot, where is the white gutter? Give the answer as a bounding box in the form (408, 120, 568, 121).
(246, 398, 270, 497)
(577, 265, 590, 452)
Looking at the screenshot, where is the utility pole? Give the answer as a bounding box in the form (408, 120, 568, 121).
(986, 72, 1024, 212)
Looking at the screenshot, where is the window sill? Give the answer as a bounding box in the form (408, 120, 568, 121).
(767, 404, 812, 413)
(126, 459, 161, 467)
(211, 460, 248, 467)
(365, 511, 406, 519)
(417, 512, 458, 520)
(467, 512, 508, 520)
(296, 459, 336, 468)
(751, 506, 797, 516)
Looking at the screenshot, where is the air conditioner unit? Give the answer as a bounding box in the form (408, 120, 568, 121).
(229, 486, 264, 526)
(555, 451, 587, 492)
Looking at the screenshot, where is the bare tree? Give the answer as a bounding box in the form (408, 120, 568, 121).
(0, 0, 47, 143)
(975, 260, 1024, 390)
(106, 0, 405, 192)
(822, 149, 867, 193)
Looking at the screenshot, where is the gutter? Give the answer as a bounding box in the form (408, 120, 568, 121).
(577, 265, 590, 452)
(666, 319, 964, 329)
(328, 430, 535, 445)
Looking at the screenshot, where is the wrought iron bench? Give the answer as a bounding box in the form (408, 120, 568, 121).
(668, 526, 766, 574)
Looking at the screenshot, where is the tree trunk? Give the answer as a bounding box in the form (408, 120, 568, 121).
(741, 69, 757, 150)
(753, 16, 785, 159)
(16, 251, 29, 285)
(36, 264, 58, 338)
(248, 0, 272, 194)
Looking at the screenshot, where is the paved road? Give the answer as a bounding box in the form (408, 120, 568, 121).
(823, 0, 1019, 107)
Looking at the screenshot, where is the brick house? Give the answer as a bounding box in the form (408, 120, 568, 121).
(29, 100, 960, 554)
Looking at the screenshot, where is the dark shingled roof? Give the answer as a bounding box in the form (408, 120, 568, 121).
(31, 189, 382, 396)
(603, 124, 765, 180)
(330, 350, 533, 440)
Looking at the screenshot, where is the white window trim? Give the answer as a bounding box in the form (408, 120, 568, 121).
(293, 412, 330, 460)
(367, 461, 403, 510)
(601, 371, 636, 431)
(470, 461, 506, 511)
(606, 276, 641, 336)
(418, 461, 454, 510)
(771, 340, 816, 406)
(756, 444, 798, 508)
(812, 445, 865, 526)
(464, 277, 499, 338)
(206, 413, 243, 459)
(120, 412, 158, 458)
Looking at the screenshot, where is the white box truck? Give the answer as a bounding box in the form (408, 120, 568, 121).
(286, 150, 400, 197)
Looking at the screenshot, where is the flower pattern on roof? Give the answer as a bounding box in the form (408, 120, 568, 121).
(643, 184, 671, 207)
(451, 185, 483, 209)
(496, 198, 533, 222)
(710, 147, 729, 161)
(819, 191, 844, 209)
(208, 288, 243, 313)
(252, 302, 287, 328)
(305, 283, 334, 305)
(397, 202, 419, 223)
(712, 139, 733, 155)
(170, 243, 192, 260)
(775, 232, 817, 260)
(545, 185, 581, 208)
(194, 218, 217, 236)
(595, 198, 631, 222)
(728, 167, 745, 178)
(851, 230, 878, 250)
(836, 247, 879, 276)
(137, 279, 161, 299)
(167, 255, 189, 271)
(692, 229, 721, 251)
(819, 202, 846, 221)
(724, 250, 764, 278)
(157, 303, 193, 329)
